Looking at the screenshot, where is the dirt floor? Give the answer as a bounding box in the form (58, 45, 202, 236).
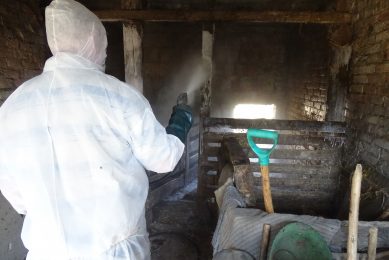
(148, 186, 215, 260)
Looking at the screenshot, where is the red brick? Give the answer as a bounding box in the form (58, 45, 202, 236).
(385, 47, 389, 60)
(366, 53, 383, 64)
(350, 84, 364, 94)
(353, 75, 369, 84)
(353, 65, 376, 74)
(0, 77, 13, 89)
(367, 74, 387, 84)
(376, 62, 389, 73)
(376, 30, 389, 42)
(366, 43, 381, 54)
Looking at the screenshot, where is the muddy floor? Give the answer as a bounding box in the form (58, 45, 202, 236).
(148, 189, 215, 260)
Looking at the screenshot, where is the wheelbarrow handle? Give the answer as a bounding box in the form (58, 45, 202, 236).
(247, 129, 279, 166)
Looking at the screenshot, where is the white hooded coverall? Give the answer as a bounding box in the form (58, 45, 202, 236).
(0, 0, 184, 259)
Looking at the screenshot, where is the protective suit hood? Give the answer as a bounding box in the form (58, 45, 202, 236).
(45, 0, 107, 70)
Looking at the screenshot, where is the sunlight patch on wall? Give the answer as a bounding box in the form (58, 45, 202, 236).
(233, 104, 276, 119)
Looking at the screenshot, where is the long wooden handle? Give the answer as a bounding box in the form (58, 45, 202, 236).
(347, 164, 363, 260)
(261, 165, 274, 213)
(259, 224, 271, 260)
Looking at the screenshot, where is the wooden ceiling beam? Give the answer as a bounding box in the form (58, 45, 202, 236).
(94, 10, 352, 24)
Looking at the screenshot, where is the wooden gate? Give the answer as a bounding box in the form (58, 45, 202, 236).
(198, 118, 347, 215)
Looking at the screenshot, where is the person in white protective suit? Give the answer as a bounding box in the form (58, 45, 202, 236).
(0, 0, 192, 259)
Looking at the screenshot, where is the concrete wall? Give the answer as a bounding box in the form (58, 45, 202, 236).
(0, 1, 46, 258)
(345, 0, 389, 179)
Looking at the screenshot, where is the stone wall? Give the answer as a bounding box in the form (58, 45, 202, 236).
(345, 0, 389, 179)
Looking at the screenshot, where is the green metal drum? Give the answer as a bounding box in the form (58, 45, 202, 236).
(268, 222, 332, 260)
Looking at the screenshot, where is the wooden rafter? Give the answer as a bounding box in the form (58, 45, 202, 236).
(94, 10, 351, 24)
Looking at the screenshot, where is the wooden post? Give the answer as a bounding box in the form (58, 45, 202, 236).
(347, 164, 362, 260)
(200, 24, 214, 118)
(367, 227, 378, 260)
(122, 0, 143, 92)
(326, 1, 352, 122)
(198, 23, 214, 201)
(326, 44, 351, 121)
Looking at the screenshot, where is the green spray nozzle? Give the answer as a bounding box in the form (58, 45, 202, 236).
(247, 129, 279, 166)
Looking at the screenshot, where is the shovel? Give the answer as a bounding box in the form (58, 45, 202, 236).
(247, 129, 278, 213)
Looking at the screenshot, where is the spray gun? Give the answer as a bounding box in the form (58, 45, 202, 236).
(176, 92, 188, 106)
(166, 92, 192, 143)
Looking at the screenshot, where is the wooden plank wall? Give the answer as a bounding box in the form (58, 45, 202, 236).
(199, 117, 347, 215)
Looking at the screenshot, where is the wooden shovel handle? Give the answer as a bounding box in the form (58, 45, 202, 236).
(261, 165, 274, 213)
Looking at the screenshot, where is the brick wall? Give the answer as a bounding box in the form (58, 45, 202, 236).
(287, 25, 330, 121)
(345, 0, 389, 179)
(0, 0, 47, 105)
